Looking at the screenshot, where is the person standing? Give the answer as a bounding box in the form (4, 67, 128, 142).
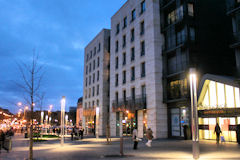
(214, 123, 222, 144)
(132, 127, 138, 150)
(146, 128, 153, 147)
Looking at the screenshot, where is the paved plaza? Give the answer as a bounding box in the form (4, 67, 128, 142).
(1, 134, 240, 160)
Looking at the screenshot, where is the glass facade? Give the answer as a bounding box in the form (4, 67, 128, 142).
(198, 80, 240, 142)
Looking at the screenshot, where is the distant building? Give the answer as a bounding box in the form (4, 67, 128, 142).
(69, 106, 76, 125)
(76, 97, 83, 127)
(83, 29, 111, 136)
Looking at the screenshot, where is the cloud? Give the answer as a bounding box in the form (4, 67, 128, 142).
(72, 41, 85, 50)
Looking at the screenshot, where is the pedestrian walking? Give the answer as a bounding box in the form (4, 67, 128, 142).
(214, 123, 222, 144)
(146, 128, 153, 147)
(0, 129, 5, 153)
(132, 127, 138, 150)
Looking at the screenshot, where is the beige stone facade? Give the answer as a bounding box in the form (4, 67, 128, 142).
(83, 29, 110, 136)
(109, 0, 167, 138)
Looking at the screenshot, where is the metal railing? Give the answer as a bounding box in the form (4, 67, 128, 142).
(112, 95, 147, 112)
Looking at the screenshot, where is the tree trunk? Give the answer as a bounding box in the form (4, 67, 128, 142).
(29, 103, 33, 160)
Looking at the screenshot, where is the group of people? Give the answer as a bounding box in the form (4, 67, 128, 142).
(71, 126, 84, 140)
(132, 127, 153, 150)
(0, 128, 14, 153)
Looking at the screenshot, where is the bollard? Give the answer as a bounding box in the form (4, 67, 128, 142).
(120, 137, 123, 156)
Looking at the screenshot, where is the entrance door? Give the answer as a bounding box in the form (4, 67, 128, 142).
(171, 108, 180, 136)
(219, 117, 236, 142)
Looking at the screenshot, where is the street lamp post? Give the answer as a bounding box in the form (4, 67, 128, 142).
(189, 68, 200, 159)
(61, 96, 66, 146)
(96, 107, 99, 139)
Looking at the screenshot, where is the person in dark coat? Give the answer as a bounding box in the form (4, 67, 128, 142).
(236, 124, 240, 144)
(214, 123, 222, 144)
(0, 130, 5, 153)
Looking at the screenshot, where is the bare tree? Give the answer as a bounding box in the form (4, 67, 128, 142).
(15, 51, 45, 160)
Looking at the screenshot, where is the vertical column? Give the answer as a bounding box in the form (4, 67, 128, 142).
(138, 110, 144, 138)
(120, 112, 123, 136)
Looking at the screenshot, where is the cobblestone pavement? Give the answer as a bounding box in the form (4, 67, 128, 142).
(1, 134, 240, 160)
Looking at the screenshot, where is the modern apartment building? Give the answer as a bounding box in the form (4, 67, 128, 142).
(227, 0, 240, 76)
(160, 0, 236, 138)
(109, 0, 167, 138)
(83, 29, 110, 136)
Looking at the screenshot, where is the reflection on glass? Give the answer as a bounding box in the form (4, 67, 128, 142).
(209, 81, 217, 107)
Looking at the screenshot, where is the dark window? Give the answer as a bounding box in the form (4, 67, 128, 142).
(97, 99, 99, 106)
(141, 41, 145, 56)
(85, 90, 87, 99)
(86, 54, 89, 62)
(86, 77, 88, 87)
(93, 60, 95, 70)
(123, 70, 126, 84)
(94, 47, 96, 56)
(97, 85, 99, 95)
(167, 50, 188, 74)
(122, 35, 126, 48)
(86, 66, 88, 75)
(115, 92, 119, 104)
(122, 53, 126, 66)
(123, 17, 127, 29)
(141, 85, 146, 98)
(141, 1, 146, 14)
(90, 51, 92, 59)
(97, 70, 99, 81)
(140, 21, 144, 35)
(93, 73, 95, 83)
(97, 57, 100, 67)
(131, 47, 135, 61)
(132, 9, 136, 21)
(115, 74, 119, 86)
(89, 88, 91, 98)
(123, 90, 126, 102)
(131, 87, 135, 100)
(131, 67, 135, 81)
(115, 40, 119, 52)
(141, 62, 145, 77)
(131, 28, 135, 42)
(177, 29, 186, 45)
(89, 63, 92, 73)
(98, 43, 101, 52)
(92, 101, 95, 107)
(92, 86, 95, 97)
(116, 23, 120, 35)
(115, 57, 119, 69)
(89, 75, 91, 85)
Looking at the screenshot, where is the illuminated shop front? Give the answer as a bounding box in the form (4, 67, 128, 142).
(198, 74, 240, 142)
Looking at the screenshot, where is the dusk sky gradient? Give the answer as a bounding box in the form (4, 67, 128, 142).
(0, 0, 127, 113)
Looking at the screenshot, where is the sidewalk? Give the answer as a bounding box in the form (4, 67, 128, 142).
(1, 134, 240, 160)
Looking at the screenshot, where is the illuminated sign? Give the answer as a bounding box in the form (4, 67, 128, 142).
(198, 108, 240, 117)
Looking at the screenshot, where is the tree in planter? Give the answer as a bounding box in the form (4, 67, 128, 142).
(15, 52, 45, 160)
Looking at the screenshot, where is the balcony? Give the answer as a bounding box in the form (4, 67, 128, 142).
(112, 95, 147, 112)
(230, 32, 240, 48)
(160, 0, 175, 9)
(227, 0, 240, 15)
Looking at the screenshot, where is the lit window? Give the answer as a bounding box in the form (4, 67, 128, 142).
(217, 82, 225, 108)
(188, 4, 194, 16)
(226, 85, 235, 107)
(235, 88, 240, 108)
(209, 81, 217, 107)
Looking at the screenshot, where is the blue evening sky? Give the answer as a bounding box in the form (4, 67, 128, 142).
(0, 0, 127, 113)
